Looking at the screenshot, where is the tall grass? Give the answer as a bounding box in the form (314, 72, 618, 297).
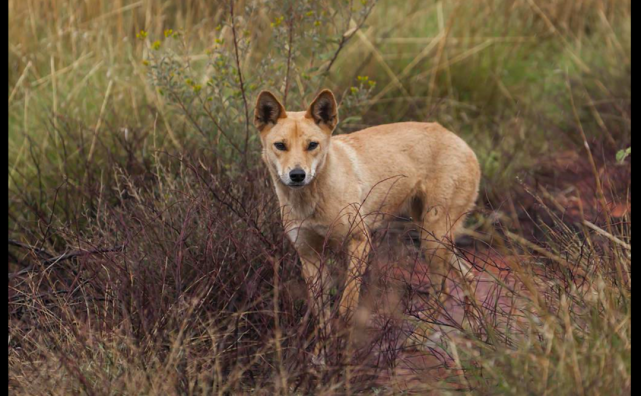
(9, 0, 631, 394)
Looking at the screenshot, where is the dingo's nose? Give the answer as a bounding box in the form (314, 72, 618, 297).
(289, 168, 306, 183)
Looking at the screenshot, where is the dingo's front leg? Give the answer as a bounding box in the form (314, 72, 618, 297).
(286, 222, 332, 363)
(299, 254, 331, 331)
(297, 245, 332, 365)
(339, 233, 370, 320)
(286, 225, 330, 327)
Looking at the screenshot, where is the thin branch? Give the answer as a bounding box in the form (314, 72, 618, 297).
(8, 239, 54, 260)
(170, 92, 208, 140)
(229, 0, 251, 168)
(321, 1, 376, 82)
(8, 241, 124, 280)
(178, 157, 275, 250)
(200, 99, 245, 156)
(283, 6, 296, 107)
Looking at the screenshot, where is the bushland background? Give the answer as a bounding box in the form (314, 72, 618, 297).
(8, 0, 631, 394)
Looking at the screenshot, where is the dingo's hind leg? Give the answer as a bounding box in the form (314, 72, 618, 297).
(411, 182, 469, 296)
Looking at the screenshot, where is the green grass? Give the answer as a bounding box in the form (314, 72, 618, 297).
(9, 0, 631, 202)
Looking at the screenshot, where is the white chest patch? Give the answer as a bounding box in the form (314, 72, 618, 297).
(334, 140, 364, 185)
(286, 227, 300, 244)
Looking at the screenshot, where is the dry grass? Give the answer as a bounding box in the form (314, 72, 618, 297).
(8, 0, 631, 394)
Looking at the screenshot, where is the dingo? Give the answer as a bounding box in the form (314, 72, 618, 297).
(254, 89, 480, 328)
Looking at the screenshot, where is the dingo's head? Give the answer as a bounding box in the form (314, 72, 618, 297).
(254, 90, 338, 189)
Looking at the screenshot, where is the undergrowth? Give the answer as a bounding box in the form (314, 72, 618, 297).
(8, 0, 631, 394)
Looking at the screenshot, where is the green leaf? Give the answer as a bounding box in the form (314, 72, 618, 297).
(616, 147, 631, 163)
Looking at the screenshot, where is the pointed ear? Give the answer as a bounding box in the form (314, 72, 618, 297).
(306, 89, 338, 133)
(254, 91, 287, 132)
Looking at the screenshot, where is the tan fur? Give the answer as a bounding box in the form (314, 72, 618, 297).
(254, 90, 481, 329)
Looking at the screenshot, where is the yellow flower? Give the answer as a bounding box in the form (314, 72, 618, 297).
(151, 40, 161, 50)
(164, 29, 173, 38)
(271, 16, 284, 28)
(142, 60, 149, 66)
(136, 30, 148, 40)
(314, 20, 321, 27)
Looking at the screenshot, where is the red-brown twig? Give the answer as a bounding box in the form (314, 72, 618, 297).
(283, 6, 296, 108)
(8, 240, 124, 280)
(229, 0, 251, 168)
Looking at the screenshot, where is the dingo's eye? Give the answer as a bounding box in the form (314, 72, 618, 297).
(274, 142, 287, 151)
(308, 142, 319, 151)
